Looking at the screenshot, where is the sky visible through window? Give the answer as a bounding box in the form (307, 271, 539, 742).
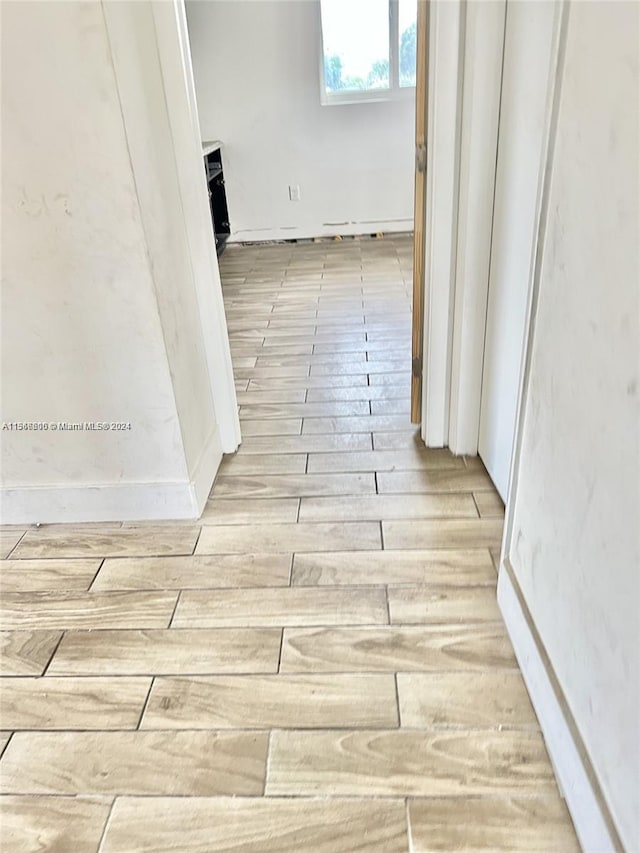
(321, 0, 417, 94)
(399, 0, 417, 87)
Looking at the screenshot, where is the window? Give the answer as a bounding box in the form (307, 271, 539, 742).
(319, 0, 417, 105)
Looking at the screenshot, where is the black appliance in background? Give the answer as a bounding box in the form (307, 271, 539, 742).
(204, 147, 230, 256)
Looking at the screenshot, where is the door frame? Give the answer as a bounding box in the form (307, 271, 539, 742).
(418, 0, 506, 451)
(447, 0, 506, 455)
(418, 0, 466, 445)
(151, 0, 240, 453)
(411, 0, 429, 423)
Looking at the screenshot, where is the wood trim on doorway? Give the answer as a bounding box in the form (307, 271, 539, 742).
(411, 0, 430, 423)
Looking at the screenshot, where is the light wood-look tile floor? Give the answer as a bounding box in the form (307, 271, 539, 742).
(0, 236, 579, 851)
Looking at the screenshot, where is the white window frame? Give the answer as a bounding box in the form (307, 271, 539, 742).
(318, 0, 416, 106)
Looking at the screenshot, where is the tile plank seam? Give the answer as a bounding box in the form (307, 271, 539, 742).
(0, 238, 577, 850)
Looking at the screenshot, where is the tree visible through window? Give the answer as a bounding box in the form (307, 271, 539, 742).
(320, 0, 417, 103)
(399, 3, 417, 87)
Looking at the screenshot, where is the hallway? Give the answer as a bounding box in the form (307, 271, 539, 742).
(0, 236, 578, 850)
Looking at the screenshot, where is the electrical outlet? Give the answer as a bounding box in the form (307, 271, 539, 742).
(289, 184, 301, 202)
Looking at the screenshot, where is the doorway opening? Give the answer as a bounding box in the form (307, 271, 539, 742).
(181, 0, 424, 445)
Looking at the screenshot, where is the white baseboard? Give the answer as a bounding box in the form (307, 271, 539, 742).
(0, 482, 195, 524)
(497, 563, 622, 853)
(227, 219, 414, 244)
(1, 427, 222, 524)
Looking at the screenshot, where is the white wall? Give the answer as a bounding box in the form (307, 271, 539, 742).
(1, 0, 233, 522)
(185, 0, 415, 242)
(105, 0, 219, 480)
(500, 2, 639, 848)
